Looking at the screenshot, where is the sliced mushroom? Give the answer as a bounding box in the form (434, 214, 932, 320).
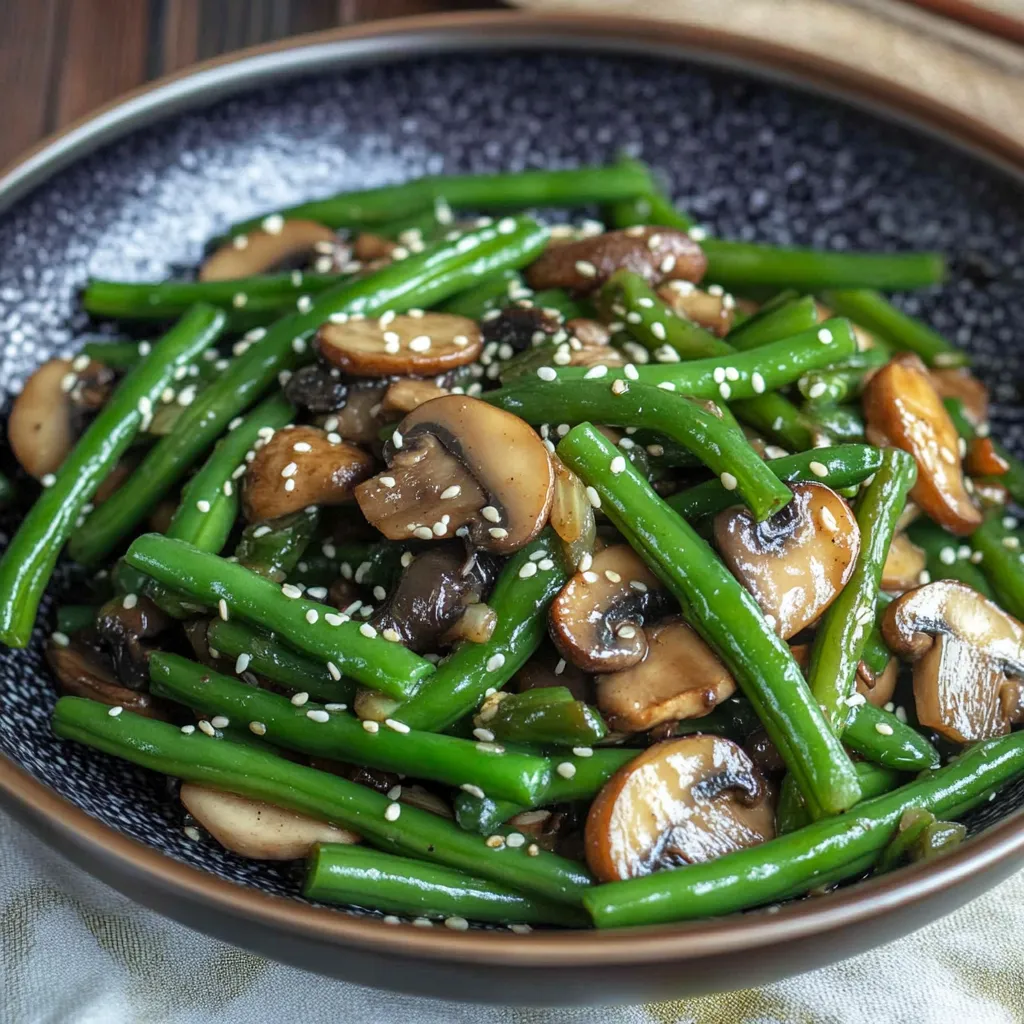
(656, 281, 734, 336)
(283, 363, 349, 414)
(481, 304, 562, 355)
(929, 367, 989, 427)
(525, 226, 706, 293)
(9, 358, 115, 478)
(180, 784, 359, 859)
(965, 437, 1009, 478)
(442, 601, 497, 645)
(46, 637, 165, 718)
(351, 232, 398, 263)
(882, 579, 1024, 742)
(380, 378, 450, 415)
(713, 483, 860, 638)
(863, 353, 981, 535)
(560, 319, 627, 369)
(200, 220, 341, 281)
(95, 594, 171, 690)
(549, 545, 668, 672)
(595, 617, 736, 732)
(243, 425, 374, 523)
(324, 380, 390, 445)
(370, 545, 497, 653)
(318, 313, 482, 377)
(355, 395, 554, 554)
(856, 656, 899, 708)
(585, 735, 774, 882)
(513, 642, 593, 703)
(882, 532, 928, 593)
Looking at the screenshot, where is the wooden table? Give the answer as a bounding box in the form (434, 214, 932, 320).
(0, 0, 500, 169)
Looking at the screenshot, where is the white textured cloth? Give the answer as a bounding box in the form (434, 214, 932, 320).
(3, 811, 1024, 1022)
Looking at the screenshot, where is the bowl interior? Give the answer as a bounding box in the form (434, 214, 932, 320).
(2, 47, 1024, 923)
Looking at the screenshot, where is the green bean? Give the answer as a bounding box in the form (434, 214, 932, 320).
(798, 348, 888, 405)
(530, 318, 858, 399)
(777, 761, 903, 834)
(725, 296, 820, 351)
(396, 533, 567, 732)
(304, 845, 587, 926)
(822, 289, 964, 368)
(732, 395, 821, 452)
(875, 808, 966, 872)
(70, 217, 550, 567)
(487, 378, 792, 521)
(807, 448, 917, 734)
(454, 748, 638, 834)
(0, 305, 226, 647)
(605, 187, 696, 232)
(583, 729, 1024, 927)
(702, 244, 945, 293)
(971, 510, 1024, 620)
(205, 619, 354, 704)
(125, 534, 433, 700)
(945, 398, 1024, 506)
(557, 424, 861, 818)
(149, 654, 551, 805)
(807, 404, 865, 443)
(666, 444, 884, 520)
(480, 688, 607, 747)
(55, 605, 98, 636)
(227, 158, 652, 236)
(83, 272, 344, 327)
(859, 596, 893, 681)
(80, 338, 154, 370)
(439, 269, 523, 318)
(844, 703, 940, 771)
(372, 206, 449, 242)
(235, 508, 319, 581)
(530, 289, 590, 321)
(53, 697, 591, 905)
(906, 520, 993, 597)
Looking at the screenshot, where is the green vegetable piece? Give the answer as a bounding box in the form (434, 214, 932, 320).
(235, 507, 320, 581)
(971, 511, 1024, 620)
(844, 702, 941, 772)
(906, 519, 992, 597)
(480, 688, 607, 747)
(777, 761, 903, 835)
(55, 605, 98, 636)
(0, 305, 226, 647)
(725, 296, 820, 351)
(557, 423, 861, 819)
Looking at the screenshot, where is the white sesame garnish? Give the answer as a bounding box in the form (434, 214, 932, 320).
(198, 720, 216, 737)
(657, 382, 677, 392)
(623, 363, 639, 381)
(281, 584, 303, 599)
(384, 802, 402, 822)
(1003, 536, 1020, 550)
(488, 527, 509, 540)
(51, 631, 70, 648)
(231, 292, 248, 308)
(359, 623, 378, 639)
(809, 461, 829, 478)
(720, 472, 738, 491)
(180, 724, 196, 735)
(752, 372, 765, 394)
(818, 327, 833, 344)
(235, 653, 251, 674)
(575, 260, 598, 278)
(290, 692, 309, 707)
(305, 709, 329, 724)
(481, 505, 501, 523)
(413, 526, 434, 540)
(305, 609, 319, 625)
(486, 653, 506, 672)
(385, 718, 410, 734)
(392, 430, 403, 449)
(650, 322, 667, 342)
(939, 546, 957, 565)
(284, 480, 296, 493)
(584, 364, 608, 379)
(108, 706, 123, 718)
(249, 721, 267, 736)
(262, 214, 284, 234)
(610, 455, 627, 475)
(875, 722, 894, 736)
(556, 762, 577, 779)
(537, 366, 557, 381)
(585, 486, 601, 509)
(474, 727, 495, 742)
(122, 593, 138, 610)
(409, 335, 432, 353)
(808, 381, 828, 400)
(616, 624, 636, 639)
(519, 562, 538, 579)
(485, 835, 505, 849)
(461, 784, 486, 799)
(577, 553, 593, 572)
(440, 484, 462, 500)
(210, 715, 230, 729)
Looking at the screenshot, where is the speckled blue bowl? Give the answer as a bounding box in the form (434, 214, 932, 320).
(1, 12, 1023, 1005)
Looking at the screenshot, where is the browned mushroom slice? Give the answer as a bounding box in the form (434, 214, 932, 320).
(856, 656, 899, 708)
(355, 395, 554, 554)
(200, 219, 341, 281)
(9, 357, 114, 478)
(965, 437, 1009, 477)
(863, 353, 981, 536)
(513, 642, 593, 702)
(95, 594, 171, 690)
(549, 457, 597, 570)
(549, 544, 667, 672)
(585, 735, 774, 882)
(351, 232, 398, 263)
(46, 637, 166, 718)
(380, 378, 450, 415)
(243, 425, 374, 523)
(656, 281, 735, 336)
(929, 367, 989, 428)
(557, 319, 627, 369)
(318, 313, 482, 377)
(322, 380, 389, 445)
(525, 227, 706, 294)
(713, 483, 860, 639)
(180, 784, 360, 858)
(881, 532, 928, 593)
(595, 618, 736, 732)
(882, 579, 1024, 742)
(370, 545, 497, 653)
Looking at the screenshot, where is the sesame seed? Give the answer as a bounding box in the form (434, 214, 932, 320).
(617, 624, 636, 639)
(809, 461, 829, 478)
(718, 382, 731, 400)
(537, 366, 557, 381)
(474, 727, 496, 742)
(918, 570, 932, 584)
(373, 585, 387, 601)
(409, 335, 432, 353)
(844, 693, 867, 708)
(556, 762, 577, 779)
(577, 553, 593, 572)
(575, 260, 598, 278)
(122, 593, 138, 610)
(752, 372, 765, 394)
(385, 802, 402, 822)
(382, 628, 401, 643)
(651, 322, 666, 341)
(51, 631, 70, 648)
(486, 653, 506, 672)
(385, 718, 410, 734)
(875, 722, 894, 736)
(284, 480, 295, 493)
(358, 623, 378, 640)
(307, 587, 328, 600)
(624, 363, 639, 381)
(445, 915, 469, 931)
(485, 835, 505, 849)
(392, 430, 403, 449)
(817, 327, 833, 344)
(582, 571, 600, 584)
(108, 706, 123, 718)
(231, 292, 248, 308)
(198, 720, 216, 737)
(720, 472, 738, 491)
(440, 484, 462, 500)
(211, 715, 230, 729)
(519, 562, 538, 579)
(1003, 536, 1020, 550)
(610, 455, 627, 475)
(583, 364, 608, 379)
(412, 917, 433, 928)
(488, 527, 509, 540)
(262, 214, 284, 234)
(505, 833, 526, 849)
(297, 295, 313, 314)
(249, 721, 266, 736)
(808, 382, 828, 399)
(362, 719, 380, 734)
(481, 505, 501, 523)
(281, 584, 302, 599)
(461, 784, 486, 799)
(820, 507, 838, 532)
(538, 559, 554, 571)
(180, 724, 196, 735)
(413, 526, 434, 540)
(195, 499, 211, 513)
(647, 444, 664, 457)
(183, 826, 202, 842)
(586, 486, 601, 509)
(939, 546, 957, 565)
(290, 692, 310, 706)
(235, 653, 251, 674)
(306, 709, 330, 723)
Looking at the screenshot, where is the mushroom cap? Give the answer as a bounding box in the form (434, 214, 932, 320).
(200, 219, 340, 281)
(549, 544, 667, 672)
(525, 226, 706, 293)
(318, 313, 482, 377)
(713, 482, 860, 639)
(180, 784, 360, 859)
(585, 734, 775, 882)
(243, 425, 375, 523)
(856, 656, 899, 708)
(9, 357, 113, 478)
(596, 617, 737, 732)
(929, 367, 989, 428)
(863, 353, 981, 535)
(883, 579, 1024, 742)
(380, 378, 450, 416)
(656, 281, 735, 336)
(356, 395, 554, 555)
(881, 532, 928, 593)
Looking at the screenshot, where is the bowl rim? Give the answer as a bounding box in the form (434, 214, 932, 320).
(2, 7, 1024, 968)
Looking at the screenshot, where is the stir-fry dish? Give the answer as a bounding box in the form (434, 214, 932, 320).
(4, 157, 1024, 932)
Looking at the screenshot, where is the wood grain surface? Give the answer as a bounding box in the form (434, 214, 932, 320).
(0, 0, 500, 168)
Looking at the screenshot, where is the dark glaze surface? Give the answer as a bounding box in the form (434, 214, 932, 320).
(1, 48, 1024, 923)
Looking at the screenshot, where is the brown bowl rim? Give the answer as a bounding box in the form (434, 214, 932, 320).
(2, 8, 1024, 968)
